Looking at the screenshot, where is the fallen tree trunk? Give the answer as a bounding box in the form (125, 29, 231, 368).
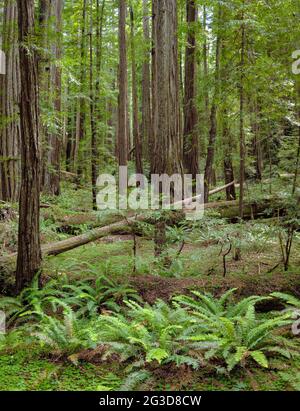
(204, 197, 284, 220)
(0, 193, 285, 266)
(0, 216, 137, 265)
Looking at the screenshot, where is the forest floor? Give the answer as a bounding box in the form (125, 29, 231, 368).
(0, 180, 299, 391)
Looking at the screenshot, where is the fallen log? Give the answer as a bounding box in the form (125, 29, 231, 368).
(204, 197, 285, 220)
(0, 193, 285, 266)
(0, 217, 135, 266)
(174, 181, 236, 208)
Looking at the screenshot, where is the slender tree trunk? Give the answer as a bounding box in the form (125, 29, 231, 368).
(117, 0, 128, 166)
(151, 0, 158, 174)
(183, 0, 199, 181)
(293, 79, 300, 194)
(16, 0, 42, 292)
(239, 9, 246, 219)
(220, 12, 236, 201)
(222, 110, 236, 200)
(65, 81, 76, 172)
(204, 6, 222, 202)
(95, 1, 105, 141)
(0, 0, 20, 202)
(38, 0, 51, 191)
(141, 0, 152, 162)
(202, 6, 209, 122)
(89, 0, 97, 210)
(130, 6, 143, 176)
(250, 99, 263, 181)
(76, 0, 87, 184)
(44, 0, 63, 196)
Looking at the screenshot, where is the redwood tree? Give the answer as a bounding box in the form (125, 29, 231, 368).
(130, 5, 143, 176)
(183, 0, 199, 180)
(16, 0, 42, 292)
(117, 0, 128, 167)
(152, 0, 182, 176)
(44, 0, 63, 196)
(204, 5, 222, 202)
(0, 0, 20, 202)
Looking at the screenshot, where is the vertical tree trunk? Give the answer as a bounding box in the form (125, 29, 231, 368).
(16, 0, 42, 292)
(183, 0, 199, 180)
(95, 0, 105, 139)
(202, 6, 209, 122)
(76, 0, 87, 184)
(152, 0, 182, 260)
(151, 0, 158, 174)
(152, 0, 182, 176)
(65, 81, 76, 172)
(117, 0, 128, 166)
(239, 8, 246, 219)
(222, 109, 236, 200)
(220, 9, 236, 201)
(130, 5, 143, 176)
(0, 0, 20, 202)
(89, 0, 97, 210)
(292, 75, 300, 194)
(141, 0, 152, 162)
(44, 0, 63, 196)
(252, 100, 263, 181)
(204, 6, 222, 202)
(38, 0, 51, 192)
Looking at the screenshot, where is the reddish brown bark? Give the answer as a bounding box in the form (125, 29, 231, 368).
(16, 0, 42, 292)
(183, 0, 199, 180)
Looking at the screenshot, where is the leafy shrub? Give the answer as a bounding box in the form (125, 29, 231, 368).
(96, 300, 204, 369)
(174, 288, 270, 320)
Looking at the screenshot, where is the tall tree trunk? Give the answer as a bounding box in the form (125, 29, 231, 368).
(293, 75, 300, 194)
(95, 1, 105, 139)
(152, 0, 182, 260)
(183, 0, 199, 180)
(117, 0, 128, 166)
(76, 0, 87, 184)
(0, 0, 20, 202)
(222, 109, 236, 200)
(38, 0, 51, 191)
(152, 0, 182, 176)
(89, 0, 97, 209)
(141, 0, 152, 162)
(239, 8, 246, 219)
(252, 99, 263, 181)
(130, 5, 143, 176)
(44, 0, 63, 196)
(65, 81, 76, 172)
(16, 0, 42, 292)
(202, 6, 209, 122)
(150, 0, 158, 174)
(204, 6, 222, 202)
(220, 10, 236, 201)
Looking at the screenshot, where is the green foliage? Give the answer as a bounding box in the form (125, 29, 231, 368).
(31, 309, 92, 354)
(96, 299, 202, 369)
(0, 283, 298, 379)
(270, 292, 300, 309)
(175, 289, 297, 371)
(279, 370, 300, 391)
(174, 288, 270, 320)
(200, 308, 295, 371)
